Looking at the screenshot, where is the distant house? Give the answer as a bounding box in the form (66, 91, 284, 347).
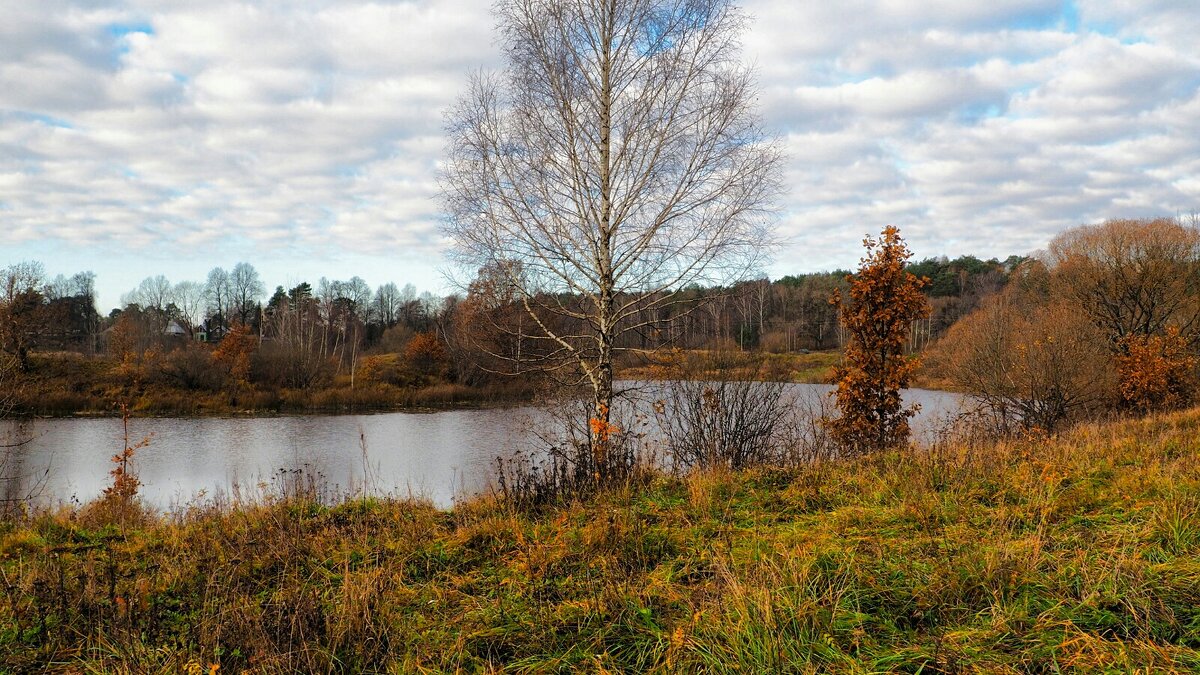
(164, 321, 188, 338)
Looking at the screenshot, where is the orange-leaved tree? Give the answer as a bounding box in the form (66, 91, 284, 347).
(212, 322, 256, 384)
(828, 226, 930, 454)
(1116, 326, 1197, 412)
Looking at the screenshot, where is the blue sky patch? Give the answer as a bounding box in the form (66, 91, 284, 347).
(106, 22, 155, 38)
(7, 111, 74, 129)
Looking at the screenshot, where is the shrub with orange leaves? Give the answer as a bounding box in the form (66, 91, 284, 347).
(1116, 327, 1197, 412)
(828, 226, 930, 454)
(212, 322, 256, 384)
(931, 293, 1115, 434)
(403, 330, 450, 377)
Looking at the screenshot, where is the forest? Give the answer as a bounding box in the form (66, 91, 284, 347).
(0, 246, 1022, 416)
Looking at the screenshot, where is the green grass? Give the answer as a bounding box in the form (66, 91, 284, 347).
(2, 409, 1199, 672)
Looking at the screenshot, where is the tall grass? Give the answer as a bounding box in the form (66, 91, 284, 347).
(1, 407, 1199, 672)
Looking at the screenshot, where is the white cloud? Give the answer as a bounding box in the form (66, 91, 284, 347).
(1, 0, 1199, 306)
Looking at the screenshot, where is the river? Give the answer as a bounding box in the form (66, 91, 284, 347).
(0, 384, 964, 509)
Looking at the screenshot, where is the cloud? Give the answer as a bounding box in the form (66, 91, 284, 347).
(741, 0, 1200, 268)
(1, 0, 496, 268)
(1, 0, 1198, 304)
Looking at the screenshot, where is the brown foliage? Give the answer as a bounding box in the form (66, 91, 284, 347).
(403, 330, 449, 377)
(828, 226, 930, 453)
(0, 262, 58, 371)
(1047, 218, 1200, 344)
(157, 344, 225, 391)
(356, 354, 421, 388)
(1116, 327, 1197, 412)
(933, 293, 1115, 433)
(212, 323, 256, 383)
(933, 218, 1200, 432)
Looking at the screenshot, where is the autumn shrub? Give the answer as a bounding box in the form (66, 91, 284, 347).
(1116, 327, 1198, 412)
(357, 354, 422, 388)
(403, 330, 450, 378)
(156, 343, 226, 391)
(212, 322, 256, 384)
(81, 405, 151, 527)
(934, 295, 1115, 434)
(654, 351, 793, 471)
(252, 341, 331, 390)
(828, 226, 930, 454)
(932, 218, 1200, 432)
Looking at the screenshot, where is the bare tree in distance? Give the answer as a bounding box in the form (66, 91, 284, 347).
(171, 281, 206, 336)
(229, 262, 266, 326)
(374, 282, 402, 328)
(205, 267, 232, 330)
(121, 275, 172, 312)
(441, 0, 781, 479)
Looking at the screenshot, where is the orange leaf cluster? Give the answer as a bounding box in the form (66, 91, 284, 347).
(588, 403, 620, 444)
(1116, 326, 1197, 412)
(403, 331, 450, 376)
(212, 322, 256, 383)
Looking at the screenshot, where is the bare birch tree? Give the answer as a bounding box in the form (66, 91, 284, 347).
(121, 275, 172, 311)
(441, 0, 780, 477)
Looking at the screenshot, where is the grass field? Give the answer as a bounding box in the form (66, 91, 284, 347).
(619, 349, 842, 384)
(1, 407, 1198, 672)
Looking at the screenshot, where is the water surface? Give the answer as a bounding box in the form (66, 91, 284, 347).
(0, 384, 962, 509)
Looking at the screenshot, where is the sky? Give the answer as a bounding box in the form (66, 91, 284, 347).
(2, 1, 1199, 313)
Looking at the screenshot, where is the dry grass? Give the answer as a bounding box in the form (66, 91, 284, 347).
(619, 348, 841, 384)
(1, 407, 1199, 672)
(11, 352, 534, 417)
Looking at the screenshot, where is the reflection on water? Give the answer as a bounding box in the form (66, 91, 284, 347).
(0, 384, 962, 509)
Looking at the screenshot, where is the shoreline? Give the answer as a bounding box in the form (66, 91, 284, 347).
(2, 406, 1196, 671)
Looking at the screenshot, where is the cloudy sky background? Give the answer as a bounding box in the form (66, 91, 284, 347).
(2, 0, 1199, 312)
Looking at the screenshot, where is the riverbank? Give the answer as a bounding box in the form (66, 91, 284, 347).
(10, 349, 843, 418)
(8, 352, 539, 417)
(618, 348, 841, 383)
(2, 407, 1198, 671)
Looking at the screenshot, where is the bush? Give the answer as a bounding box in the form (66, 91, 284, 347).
(654, 351, 792, 471)
(252, 342, 331, 390)
(212, 323, 255, 383)
(1117, 327, 1197, 412)
(933, 295, 1114, 433)
(156, 345, 226, 391)
(357, 354, 423, 388)
(403, 331, 450, 378)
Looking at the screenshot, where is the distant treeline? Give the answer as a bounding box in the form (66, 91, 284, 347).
(0, 252, 1027, 385)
